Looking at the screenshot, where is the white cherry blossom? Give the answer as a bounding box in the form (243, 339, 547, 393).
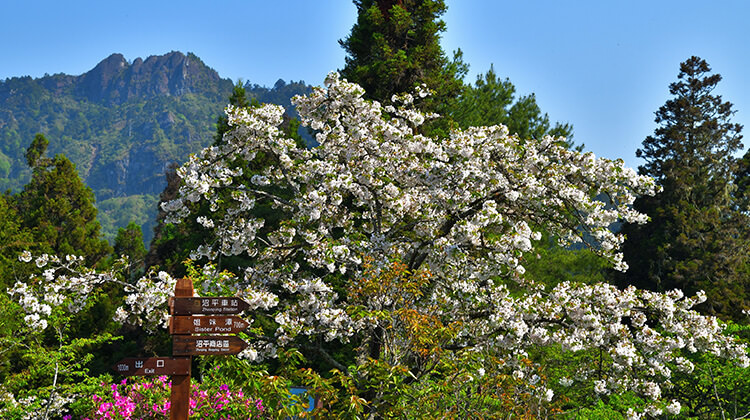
(9, 73, 747, 414)
(157, 73, 745, 409)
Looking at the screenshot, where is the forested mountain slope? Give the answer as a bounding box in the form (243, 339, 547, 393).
(0, 51, 310, 244)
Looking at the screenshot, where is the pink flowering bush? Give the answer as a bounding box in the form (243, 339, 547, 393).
(85, 376, 266, 419)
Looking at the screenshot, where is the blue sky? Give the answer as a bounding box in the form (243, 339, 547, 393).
(2, 1, 748, 168)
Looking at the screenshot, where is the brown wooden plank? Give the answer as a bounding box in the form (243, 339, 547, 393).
(169, 297, 250, 315)
(172, 335, 248, 356)
(169, 315, 250, 335)
(112, 357, 190, 376)
(171, 277, 194, 420)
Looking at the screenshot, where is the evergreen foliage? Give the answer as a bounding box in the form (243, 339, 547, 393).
(619, 56, 749, 320)
(0, 193, 35, 290)
(453, 65, 573, 142)
(0, 137, 122, 411)
(113, 221, 147, 280)
(339, 1, 572, 142)
(340, 0, 467, 114)
(15, 134, 111, 265)
(736, 148, 750, 204)
(24, 133, 50, 168)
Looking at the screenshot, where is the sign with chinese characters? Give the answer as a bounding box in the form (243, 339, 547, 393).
(169, 315, 250, 334)
(113, 357, 190, 376)
(173, 335, 248, 356)
(169, 297, 250, 315)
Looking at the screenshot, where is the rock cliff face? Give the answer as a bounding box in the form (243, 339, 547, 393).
(0, 51, 235, 243)
(0, 51, 311, 244)
(76, 52, 227, 104)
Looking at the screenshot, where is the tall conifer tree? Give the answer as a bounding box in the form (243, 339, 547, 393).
(340, 0, 466, 113)
(113, 221, 147, 280)
(620, 57, 749, 319)
(16, 134, 111, 265)
(453, 65, 573, 141)
(0, 193, 34, 289)
(736, 149, 750, 206)
(340, 1, 572, 141)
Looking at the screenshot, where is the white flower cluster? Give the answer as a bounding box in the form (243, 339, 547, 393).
(155, 73, 748, 409)
(12, 73, 744, 414)
(0, 385, 77, 419)
(115, 270, 177, 332)
(9, 254, 182, 334)
(9, 254, 111, 331)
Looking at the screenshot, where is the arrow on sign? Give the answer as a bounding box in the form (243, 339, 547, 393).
(169, 297, 250, 315)
(173, 335, 248, 356)
(170, 315, 250, 335)
(113, 357, 190, 376)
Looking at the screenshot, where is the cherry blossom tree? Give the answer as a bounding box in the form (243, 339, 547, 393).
(155, 73, 746, 414)
(9, 73, 748, 417)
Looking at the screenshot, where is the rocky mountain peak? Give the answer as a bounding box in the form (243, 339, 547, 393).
(77, 51, 223, 104)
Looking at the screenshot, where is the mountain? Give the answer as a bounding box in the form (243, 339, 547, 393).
(0, 52, 311, 245)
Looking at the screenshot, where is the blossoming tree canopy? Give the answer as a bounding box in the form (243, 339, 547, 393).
(159, 70, 744, 377)
(12, 73, 747, 415)
(163, 72, 659, 339)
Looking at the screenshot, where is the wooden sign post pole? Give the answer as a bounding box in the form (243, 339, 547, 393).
(115, 277, 250, 418)
(170, 278, 193, 420)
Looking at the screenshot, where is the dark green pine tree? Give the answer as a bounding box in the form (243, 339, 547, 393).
(451, 66, 573, 139)
(113, 221, 147, 280)
(452, 64, 573, 142)
(114, 222, 147, 260)
(340, 0, 467, 118)
(0, 193, 35, 290)
(619, 56, 749, 320)
(340, 1, 571, 142)
(16, 134, 112, 265)
(736, 148, 750, 206)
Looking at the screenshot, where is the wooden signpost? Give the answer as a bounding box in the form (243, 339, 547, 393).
(172, 335, 248, 355)
(169, 278, 194, 420)
(113, 277, 251, 420)
(113, 357, 190, 376)
(169, 297, 250, 315)
(169, 315, 249, 334)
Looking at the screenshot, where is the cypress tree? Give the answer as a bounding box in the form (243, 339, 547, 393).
(113, 221, 147, 280)
(453, 64, 573, 141)
(736, 149, 750, 205)
(620, 57, 749, 319)
(340, 0, 466, 116)
(0, 193, 35, 289)
(340, 1, 572, 142)
(16, 134, 111, 265)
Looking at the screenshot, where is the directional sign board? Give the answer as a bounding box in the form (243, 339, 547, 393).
(113, 357, 190, 376)
(173, 335, 248, 356)
(170, 315, 250, 335)
(170, 297, 250, 315)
